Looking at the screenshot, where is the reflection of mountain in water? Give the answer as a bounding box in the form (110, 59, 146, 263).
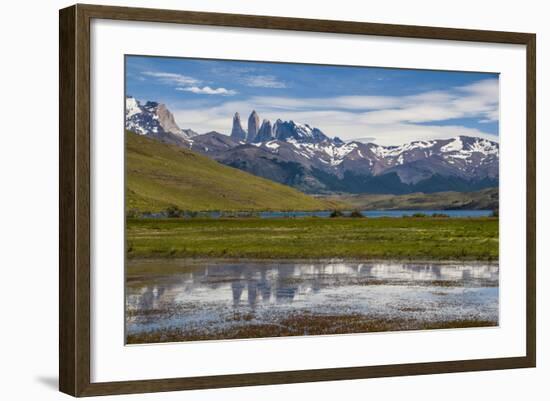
(126, 261, 499, 312)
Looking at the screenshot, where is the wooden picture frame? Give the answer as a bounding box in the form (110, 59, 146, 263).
(59, 3, 536, 397)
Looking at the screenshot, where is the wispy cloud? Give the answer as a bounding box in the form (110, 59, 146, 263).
(176, 86, 237, 96)
(236, 79, 499, 124)
(142, 71, 200, 86)
(244, 75, 287, 88)
(170, 78, 499, 145)
(143, 70, 238, 96)
(208, 66, 287, 89)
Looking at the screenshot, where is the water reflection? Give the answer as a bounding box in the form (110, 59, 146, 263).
(127, 261, 498, 311)
(126, 260, 499, 340)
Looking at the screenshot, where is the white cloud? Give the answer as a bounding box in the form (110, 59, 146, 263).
(142, 71, 200, 86)
(240, 95, 399, 110)
(207, 66, 287, 89)
(171, 78, 499, 145)
(177, 86, 237, 96)
(143, 70, 238, 96)
(244, 75, 287, 88)
(458, 78, 499, 98)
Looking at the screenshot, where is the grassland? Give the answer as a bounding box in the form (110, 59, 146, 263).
(126, 217, 498, 262)
(319, 187, 499, 211)
(126, 131, 342, 212)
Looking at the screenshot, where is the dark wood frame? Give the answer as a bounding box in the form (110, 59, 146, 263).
(59, 3, 536, 397)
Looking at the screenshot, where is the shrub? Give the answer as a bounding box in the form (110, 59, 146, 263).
(349, 210, 365, 218)
(330, 210, 344, 218)
(411, 212, 427, 218)
(431, 213, 449, 218)
(166, 205, 183, 218)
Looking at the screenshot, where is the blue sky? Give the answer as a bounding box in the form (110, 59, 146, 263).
(126, 55, 499, 145)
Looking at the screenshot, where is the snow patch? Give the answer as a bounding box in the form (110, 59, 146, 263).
(372, 140, 436, 158)
(293, 122, 314, 138)
(125, 97, 141, 118)
(467, 138, 499, 156)
(264, 141, 280, 150)
(441, 137, 463, 152)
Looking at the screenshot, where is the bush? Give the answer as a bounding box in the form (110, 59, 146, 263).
(431, 213, 449, 218)
(330, 210, 344, 218)
(166, 205, 183, 218)
(349, 210, 365, 218)
(411, 212, 427, 218)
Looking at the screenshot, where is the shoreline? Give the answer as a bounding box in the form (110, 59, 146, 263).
(127, 256, 500, 264)
(126, 257, 499, 277)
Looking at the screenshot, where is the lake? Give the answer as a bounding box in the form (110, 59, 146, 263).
(126, 259, 499, 343)
(141, 209, 493, 219)
(258, 210, 493, 218)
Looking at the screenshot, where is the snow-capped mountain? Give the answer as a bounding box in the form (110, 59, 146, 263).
(125, 101, 499, 194)
(376, 136, 499, 185)
(221, 133, 498, 193)
(125, 96, 197, 146)
(230, 111, 337, 144)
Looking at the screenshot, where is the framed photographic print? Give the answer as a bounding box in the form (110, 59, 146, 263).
(59, 4, 536, 397)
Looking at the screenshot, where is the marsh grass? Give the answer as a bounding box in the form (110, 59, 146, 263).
(126, 217, 498, 261)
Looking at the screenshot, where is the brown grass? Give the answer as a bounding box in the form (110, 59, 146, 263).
(126, 314, 496, 344)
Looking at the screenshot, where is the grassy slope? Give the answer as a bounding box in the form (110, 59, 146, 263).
(126, 131, 341, 212)
(126, 217, 498, 262)
(320, 187, 499, 211)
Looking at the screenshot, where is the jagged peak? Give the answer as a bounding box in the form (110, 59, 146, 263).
(231, 111, 247, 141)
(124, 98, 198, 139)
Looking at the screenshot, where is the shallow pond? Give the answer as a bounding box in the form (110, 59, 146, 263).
(126, 260, 499, 343)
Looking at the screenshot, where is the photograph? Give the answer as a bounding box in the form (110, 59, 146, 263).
(124, 55, 500, 344)
(1, 0, 542, 398)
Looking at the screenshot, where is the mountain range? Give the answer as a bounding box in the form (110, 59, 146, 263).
(125, 96, 499, 194)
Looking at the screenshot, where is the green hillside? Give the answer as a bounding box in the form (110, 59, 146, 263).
(321, 187, 499, 211)
(125, 131, 340, 212)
